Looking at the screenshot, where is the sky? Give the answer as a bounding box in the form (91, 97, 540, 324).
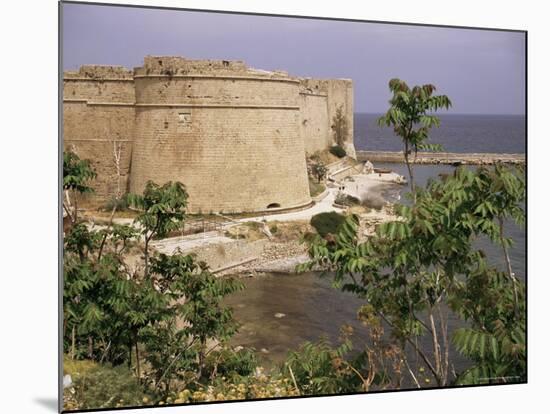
(62, 3, 526, 115)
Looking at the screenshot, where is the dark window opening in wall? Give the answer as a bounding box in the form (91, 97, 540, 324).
(178, 112, 192, 131)
(266, 203, 281, 209)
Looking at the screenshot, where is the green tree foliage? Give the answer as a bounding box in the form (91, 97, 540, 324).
(143, 253, 244, 392)
(331, 105, 350, 147)
(63, 164, 249, 406)
(127, 181, 189, 277)
(310, 212, 346, 237)
(285, 336, 358, 395)
(329, 145, 347, 158)
(63, 150, 96, 226)
(311, 159, 328, 183)
(378, 79, 451, 196)
(299, 165, 525, 387)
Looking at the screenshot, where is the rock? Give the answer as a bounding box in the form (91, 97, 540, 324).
(260, 348, 270, 354)
(261, 222, 273, 239)
(363, 160, 374, 174)
(63, 374, 73, 389)
(363, 193, 387, 210)
(274, 312, 286, 318)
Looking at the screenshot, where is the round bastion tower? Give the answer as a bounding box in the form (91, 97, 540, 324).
(130, 56, 312, 214)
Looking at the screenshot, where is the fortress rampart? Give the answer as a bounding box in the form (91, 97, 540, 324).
(63, 56, 355, 213)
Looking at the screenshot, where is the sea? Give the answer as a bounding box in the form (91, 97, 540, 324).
(353, 113, 526, 153)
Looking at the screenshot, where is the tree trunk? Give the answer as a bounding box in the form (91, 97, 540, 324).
(437, 303, 449, 385)
(404, 142, 416, 203)
(128, 344, 132, 369)
(144, 236, 150, 278)
(197, 338, 206, 381)
(71, 326, 76, 360)
(88, 336, 93, 360)
(498, 217, 520, 317)
(73, 189, 78, 224)
(428, 309, 442, 386)
(135, 341, 141, 383)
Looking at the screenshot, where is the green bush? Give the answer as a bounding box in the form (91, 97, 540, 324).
(334, 193, 361, 207)
(310, 212, 346, 237)
(68, 362, 147, 409)
(284, 338, 360, 395)
(205, 347, 258, 379)
(104, 194, 129, 211)
(329, 145, 347, 158)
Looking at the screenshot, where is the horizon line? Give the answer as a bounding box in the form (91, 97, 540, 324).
(355, 112, 526, 116)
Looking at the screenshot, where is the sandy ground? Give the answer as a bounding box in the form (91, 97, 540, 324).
(342, 171, 405, 200)
(151, 232, 235, 255)
(89, 171, 404, 273)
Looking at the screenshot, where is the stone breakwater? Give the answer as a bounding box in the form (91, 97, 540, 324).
(357, 151, 525, 165)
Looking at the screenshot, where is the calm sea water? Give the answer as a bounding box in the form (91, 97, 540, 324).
(354, 113, 526, 153)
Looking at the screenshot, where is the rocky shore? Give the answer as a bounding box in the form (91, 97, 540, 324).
(217, 240, 309, 277)
(217, 203, 398, 278)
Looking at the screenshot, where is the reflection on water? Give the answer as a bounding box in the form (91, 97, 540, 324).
(224, 163, 526, 377)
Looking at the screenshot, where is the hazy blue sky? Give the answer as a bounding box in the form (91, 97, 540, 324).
(62, 3, 526, 115)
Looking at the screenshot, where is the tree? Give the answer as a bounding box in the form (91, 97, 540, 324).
(127, 181, 189, 277)
(331, 105, 349, 148)
(311, 159, 328, 183)
(377, 79, 451, 198)
(63, 150, 96, 227)
(466, 164, 525, 316)
(144, 253, 244, 392)
(299, 165, 526, 387)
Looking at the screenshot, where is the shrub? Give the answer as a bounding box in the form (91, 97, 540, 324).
(205, 347, 258, 379)
(65, 360, 146, 410)
(104, 194, 129, 212)
(334, 193, 361, 207)
(284, 337, 360, 395)
(310, 212, 346, 237)
(169, 369, 299, 403)
(329, 145, 347, 158)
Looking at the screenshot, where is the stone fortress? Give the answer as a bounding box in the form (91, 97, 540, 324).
(63, 56, 356, 214)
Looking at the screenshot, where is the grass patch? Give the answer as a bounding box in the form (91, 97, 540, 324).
(63, 357, 147, 410)
(309, 179, 326, 198)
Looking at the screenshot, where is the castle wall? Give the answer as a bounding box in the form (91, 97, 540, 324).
(130, 57, 311, 214)
(299, 78, 355, 158)
(62, 57, 355, 213)
(299, 92, 330, 154)
(325, 79, 355, 158)
(63, 66, 135, 205)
